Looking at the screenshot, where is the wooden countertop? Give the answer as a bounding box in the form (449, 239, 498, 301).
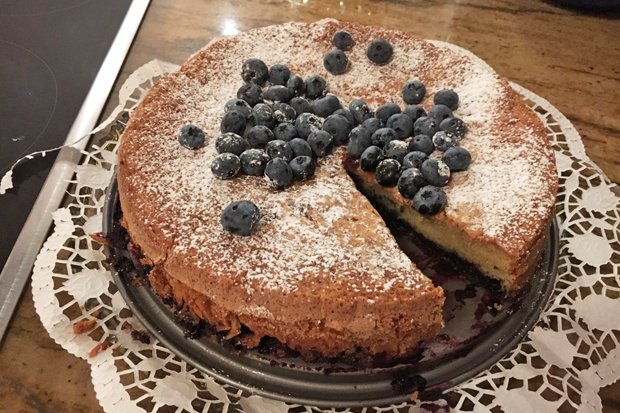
(1, 1, 619, 412)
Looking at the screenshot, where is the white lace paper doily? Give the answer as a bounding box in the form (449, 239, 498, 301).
(30, 60, 620, 413)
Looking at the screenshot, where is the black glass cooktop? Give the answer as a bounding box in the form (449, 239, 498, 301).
(0, 0, 133, 270)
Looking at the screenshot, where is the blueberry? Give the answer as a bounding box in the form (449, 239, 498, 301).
(349, 99, 373, 124)
(289, 138, 313, 158)
(224, 98, 251, 119)
(178, 124, 205, 149)
(428, 104, 453, 122)
(346, 126, 372, 158)
(439, 117, 466, 138)
(432, 131, 459, 152)
(264, 158, 294, 189)
(408, 134, 434, 155)
(402, 151, 428, 170)
(295, 112, 324, 139)
(360, 146, 383, 171)
(402, 80, 426, 104)
(211, 153, 241, 179)
(362, 117, 383, 134)
(305, 75, 327, 99)
(215, 132, 246, 155)
(272, 102, 297, 123)
(266, 139, 294, 162)
(290, 156, 316, 180)
(375, 159, 401, 186)
(322, 114, 353, 145)
(398, 168, 425, 199)
(262, 85, 292, 103)
(307, 130, 334, 157)
(240, 149, 270, 176)
(269, 64, 290, 86)
(237, 83, 263, 107)
(442, 147, 471, 171)
(287, 75, 306, 97)
(434, 89, 459, 110)
(312, 94, 341, 118)
(290, 97, 312, 115)
(273, 122, 298, 141)
(371, 127, 398, 148)
(221, 200, 261, 236)
(220, 110, 246, 135)
(247, 125, 274, 148)
(241, 58, 269, 85)
(403, 105, 427, 122)
(250, 103, 275, 128)
(367, 39, 393, 65)
(386, 113, 413, 139)
(413, 116, 439, 137)
(323, 47, 349, 75)
(333, 108, 355, 126)
(421, 159, 450, 187)
(375, 102, 401, 123)
(383, 140, 409, 164)
(413, 185, 447, 215)
(332, 30, 354, 51)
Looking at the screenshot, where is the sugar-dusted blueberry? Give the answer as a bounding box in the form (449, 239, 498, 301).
(290, 156, 316, 180)
(386, 113, 413, 139)
(322, 114, 353, 145)
(432, 131, 459, 152)
(362, 117, 383, 134)
(439, 117, 466, 138)
(360, 145, 383, 171)
(413, 116, 439, 137)
(272, 102, 297, 123)
(413, 185, 447, 215)
(287, 75, 306, 97)
(403, 151, 428, 170)
(375, 102, 401, 123)
(428, 104, 453, 122)
(241, 58, 269, 85)
(402, 80, 426, 104)
(375, 159, 401, 186)
(264, 158, 294, 190)
(383, 140, 409, 164)
(237, 82, 262, 107)
(371, 127, 398, 148)
(269, 64, 290, 86)
(224, 98, 252, 119)
(323, 47, 349, 75)
(250, 103, 275, 128)
(347, 126, 372, 158)
(262, 85, 292, 103)
(349, 99, 373, 124)
(408, 134, 434, 155)
(273, 122, 298, 142)
(434, 89, 459, 110)
(240, 148, 270, 176)
(247, 125, 274, 148)
(421, 158, 450, 187)
(220, 110, 246, 135)
(442, 146, 471, 171)
(221, 200, 261, 236)
(312, 94, 341, 118)
(333, 108, 355, 126)
(178, 124, 205, 149)
(367, 39, 393, 65)
(290, 97, 312, 115)
(215, 132, 246, 155)
(295, 112, 324, 139)
(266, 139, 294, 162)
(289, 138, 313, 158)
(403, 105, 427, 123)
(305, 75, 327, 99)
(307, 130, 334, 157)
(211, 153, 241, 179)
(398, 168, 425, 199)
(332, 30, 354, 51)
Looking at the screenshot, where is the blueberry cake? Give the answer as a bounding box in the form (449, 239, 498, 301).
(116, 19, 557, 358)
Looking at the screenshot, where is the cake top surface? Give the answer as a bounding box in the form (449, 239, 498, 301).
(118, 19, 557, 294)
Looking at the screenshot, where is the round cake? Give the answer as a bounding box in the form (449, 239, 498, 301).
(117, 19, 557, 359)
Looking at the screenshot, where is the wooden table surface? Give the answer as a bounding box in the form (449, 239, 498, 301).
(1, 1, 619, 412)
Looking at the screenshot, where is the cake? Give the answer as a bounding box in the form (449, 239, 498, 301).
(116, 19, 557, 359)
